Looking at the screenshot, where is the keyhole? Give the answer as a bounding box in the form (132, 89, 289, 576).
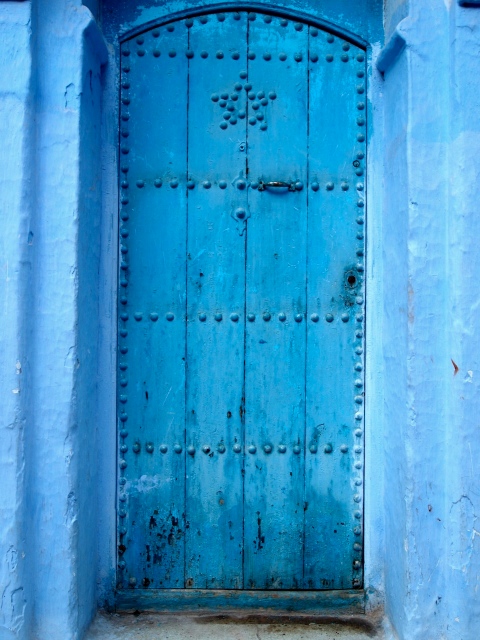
(239, 142, 246, 152)
(346, 273, 357, 287)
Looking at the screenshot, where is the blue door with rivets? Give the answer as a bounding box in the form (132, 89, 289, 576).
(117, 9, 366, 596)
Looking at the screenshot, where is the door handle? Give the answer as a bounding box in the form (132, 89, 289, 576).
(258, 180, 297, 192)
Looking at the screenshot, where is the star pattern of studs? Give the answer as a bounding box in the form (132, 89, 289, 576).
(212, 70, 277, 131)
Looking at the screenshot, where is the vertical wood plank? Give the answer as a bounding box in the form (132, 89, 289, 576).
(244, 13, 308, 589)
(119, 25, 189, 589)
(304, 29, 366, 589)
(185, 11, 248, 589)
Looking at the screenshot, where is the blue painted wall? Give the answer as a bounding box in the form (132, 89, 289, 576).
(381, 1, 480, 638)
(1, 0, 480, 638)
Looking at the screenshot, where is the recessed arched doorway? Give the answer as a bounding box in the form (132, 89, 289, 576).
(116, 7, 366, 607)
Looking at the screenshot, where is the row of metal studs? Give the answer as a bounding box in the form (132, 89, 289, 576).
(350, 51, 366, 586)
(117, 311, 364, 323)
(119, 179, 364, 191)
(125, 47, 365, 64)
(119, 441, 364, 456)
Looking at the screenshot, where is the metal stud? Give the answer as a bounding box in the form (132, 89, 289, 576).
(357, 53, 365, 62)
(233, 443, 241, 453)
(355, 395, 363, 404)
(341, 54, 349, 62)
(236, 179, 246, 190)
(186, 50, 194, 59)
(310, 53, 318, 63)
(154, 178, 162, 188)
(185, 18, 193, 27)
(311, 313, 319, 322)
(294, 52, 303, 62)
(200, 50, 208, 59)
(353, 560, 362, 569)
(341, 313, 349, 323)
(217, 12, 225, 21)
(134, 312, 142, 321)
(280, 18, 288, 26)
(264, 14, 272, 23)
(219, 180, 227, 189)
(216, 51, 224, 59)
(215, 313, 222, 322)
(326, 54, 334, 62)
(269, 91, 277, 100)
(263, 52, 272, 61)
(199, 15, 208, 24)
(146, 443, 154, 453)
(150, 313, 158, 322)
(239, 70, 247, 79)
(137, 49, 145, 57)
(325, 313, 334, 323)
(263, 444, 272, 454)
(279, 52, 287, 61)
(119, 459, 127, 469)
(324, 444, 333, 453)
(278, 444, 287, 453)
(168, 50, 176, 58)
(278, 312, 286, 322)
(309, 444, 318, 453)
(170, 178, 178, 188)
(220, 122, 228, 130)
(248, 12, 256, 21)
(166, 312, 175, 322)
(248, 445, 257, 454)
(327, 34, 334, 43)
(129, 577, 137, 587)
(311, 27, 318, 37)
(152, 29, 160, 37)
(326, 182, 334, 191)
(230, 312, 239, 322)
(203, 180, 212, 189)
(187, 180, 195, 189)
(153, 49, 161, 58)
(263, 312, 271, 321)
(174, 444, 182, 453)
(199, 313, 206, 322)
(293, 444, 301, 454)
(232, 51, 240, 60)
(247, 313, 255, 322)
(187, 445, 195, 455)
(160, 444, 168, 454)
(340, 444, 349, 453)
(357, 85, 365, 95)
(248, 52, 256, 60)
(295, 313, 303, 323)
(357, 102, 365, 111)
(202, 445, 210, 454)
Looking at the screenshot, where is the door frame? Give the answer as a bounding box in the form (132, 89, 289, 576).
(96, 0, 386, 615)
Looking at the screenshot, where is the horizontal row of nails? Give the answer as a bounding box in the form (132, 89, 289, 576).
(118, 311, 364, 323)
(124, 48, 364, 65)
(119, 442, 363, 456)
(119, 180, 365, 190)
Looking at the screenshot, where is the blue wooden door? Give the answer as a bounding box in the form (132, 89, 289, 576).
(117, 10, 366, 594)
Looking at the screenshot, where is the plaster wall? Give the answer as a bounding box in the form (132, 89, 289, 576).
(381, 1, 480, 638)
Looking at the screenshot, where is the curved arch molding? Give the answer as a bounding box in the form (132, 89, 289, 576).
(102, 0, 383, 47)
